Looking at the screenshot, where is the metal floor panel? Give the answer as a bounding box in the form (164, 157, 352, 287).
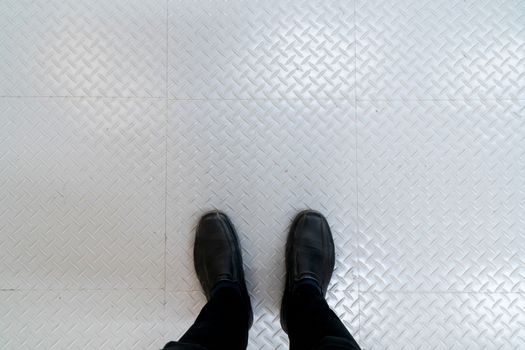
(360, 292, 525, 349)
(0, 0, 166, 98)
(0, 0, 524, 349)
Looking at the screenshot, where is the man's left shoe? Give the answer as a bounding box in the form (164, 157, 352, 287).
(194, 210, 253, 326)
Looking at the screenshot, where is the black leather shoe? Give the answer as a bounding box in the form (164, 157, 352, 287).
(280, 210, 336, 332)
(194, 210, 253, 326)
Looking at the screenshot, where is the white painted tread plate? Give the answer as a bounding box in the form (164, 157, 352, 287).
(0, 0, 524, 349)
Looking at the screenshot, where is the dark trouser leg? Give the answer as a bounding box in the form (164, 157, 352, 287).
(164, 282, 250, 350)
(286, 280, 361, 350)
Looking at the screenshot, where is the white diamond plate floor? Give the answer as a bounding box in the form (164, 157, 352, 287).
(0, 1, 524, 350)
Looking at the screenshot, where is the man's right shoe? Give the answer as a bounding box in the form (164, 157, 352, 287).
(280, 210, 336, 333)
